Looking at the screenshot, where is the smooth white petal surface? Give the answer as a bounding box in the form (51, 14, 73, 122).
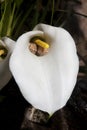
(10, 24, 79, 114)
(0, 37, 15, 90)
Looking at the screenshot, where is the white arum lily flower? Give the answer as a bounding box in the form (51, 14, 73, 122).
(0, 37, 15, 90)
(10, 24, 79, 115)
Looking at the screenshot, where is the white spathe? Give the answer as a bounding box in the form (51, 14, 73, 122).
(10, 24, 79, 115)
(0, 37, 15, 90)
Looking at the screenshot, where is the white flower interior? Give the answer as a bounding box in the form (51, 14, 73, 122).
(10, 24, 79, 115)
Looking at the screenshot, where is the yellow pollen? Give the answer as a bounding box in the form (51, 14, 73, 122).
(34, 39, 49, 49)
(0, 49, 5, 56)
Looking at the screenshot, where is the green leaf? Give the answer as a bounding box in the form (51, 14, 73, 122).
(14, 4, 33, 39)
(14, 0, 23, 8)
(0, 0, 11, 37)
(6, 3, 16, 36)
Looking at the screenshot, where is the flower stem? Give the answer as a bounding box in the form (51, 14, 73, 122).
(50, 0, 55, 25)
